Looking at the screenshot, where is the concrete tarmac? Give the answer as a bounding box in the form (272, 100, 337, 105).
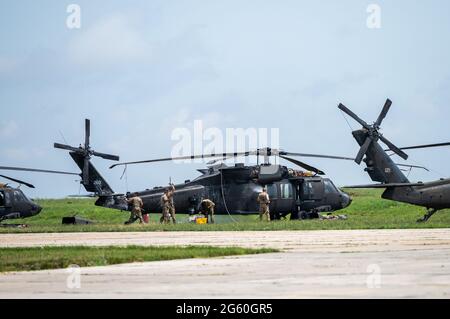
(1, 229, 450, 298)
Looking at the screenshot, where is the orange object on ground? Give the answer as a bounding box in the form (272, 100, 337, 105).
(143, 214, 149, 224)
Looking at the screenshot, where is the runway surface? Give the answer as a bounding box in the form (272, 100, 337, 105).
(1, 229, 450, 298)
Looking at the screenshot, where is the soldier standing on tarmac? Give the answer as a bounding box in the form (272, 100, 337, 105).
(125, 193, 144, 225)
(160, 185, 176, 224)
(257, 187, 271, 222)
(167, 184, 176, 224)
(160, 189, 170, 224)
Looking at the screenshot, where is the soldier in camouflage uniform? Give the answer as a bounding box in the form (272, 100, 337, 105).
(160, 189, 171, 224)
(200, 198, 216, 224)
(257, 187, 271, 222)
(125, 193, 144, 225)
(167, 184, 176, 224)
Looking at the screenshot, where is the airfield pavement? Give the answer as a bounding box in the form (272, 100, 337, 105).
(0, 229, 450, 298)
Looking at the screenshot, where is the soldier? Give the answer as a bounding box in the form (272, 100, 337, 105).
(257, 187, 271, 222)
(125, 193, 144, 225)
(167, 184, 176, 224)
(200, 198, 216, 224)
(160, 189, 170, 224)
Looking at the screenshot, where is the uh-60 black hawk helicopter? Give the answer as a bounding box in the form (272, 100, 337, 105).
(338, 98, 450, 222)
(0, 166, 79, 225)
(55, 119, 354, 221)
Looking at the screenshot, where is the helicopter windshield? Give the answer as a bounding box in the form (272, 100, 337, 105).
(0, 190, 4, 206)
(324, 180, 338, 194)
(13, 190, 27, 203)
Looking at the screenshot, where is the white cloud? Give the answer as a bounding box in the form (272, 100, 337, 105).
(67, 14, 150, 67)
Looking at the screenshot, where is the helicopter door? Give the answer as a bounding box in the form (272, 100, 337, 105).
(300, 179, 324, 211)
(277, 182, 294, 212)
(266, 184, 278, 212)
(301, 180, 324, 200)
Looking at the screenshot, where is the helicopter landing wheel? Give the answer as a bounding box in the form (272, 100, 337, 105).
(290, 211, 300, 220)
(417, 208, 438, 223)
(297, 211, 320, 220)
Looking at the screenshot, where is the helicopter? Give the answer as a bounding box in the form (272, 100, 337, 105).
(338, 98, 450, 222)
(55, 119, 355, 221)
(0, 166, 79, 225)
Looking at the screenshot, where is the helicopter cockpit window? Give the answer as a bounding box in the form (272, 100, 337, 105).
(324, 180, 338, 194)
(303, 182, 314, 196)
(280, 183, 293, 199)
(13, 190, 26, 202)
(0, 191, 4, 206)
(266, 184, 277, 199)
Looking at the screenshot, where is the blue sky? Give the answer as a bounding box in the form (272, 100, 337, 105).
(1, 0, 449, 197)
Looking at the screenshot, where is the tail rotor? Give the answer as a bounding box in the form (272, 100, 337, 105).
(338, 99, 408, 164)
(54, 119, 119, 185)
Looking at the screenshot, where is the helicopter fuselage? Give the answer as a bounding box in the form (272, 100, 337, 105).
(0, 186, 42, 221)
(95, 164, 352, 219)
(382, 178, 450, 210)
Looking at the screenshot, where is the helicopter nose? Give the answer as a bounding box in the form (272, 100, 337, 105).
(31, 204, 42, 216)
(341, 193, 352, 208)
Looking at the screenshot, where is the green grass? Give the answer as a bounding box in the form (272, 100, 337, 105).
(0, 245, 278, 272)
(1, 189, 449, 233)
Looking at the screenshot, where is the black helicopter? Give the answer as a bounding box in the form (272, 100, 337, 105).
(0, 166, 79, 225)
(339, 99, 450, 222)
(55, 119, 354, 220)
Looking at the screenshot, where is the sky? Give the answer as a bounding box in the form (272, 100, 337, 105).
(1, 0, 450, 198)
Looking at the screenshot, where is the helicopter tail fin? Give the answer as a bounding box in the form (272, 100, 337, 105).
(352, 129, 409, 184)
(69, 152, 114, 196)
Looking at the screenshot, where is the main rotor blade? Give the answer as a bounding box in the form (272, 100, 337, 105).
(67, 194, 97, 198)
(343, 182, 424, 189)
(85, 119, 91, 150)
(338, 103, 371, 129)
(279, 151, 355, 161)
(0, 166, 79, 176)
(0, 175, 35, 188)
(109, 151, 252, 169)
(279, 155, 325, 175)
(379, 135, 408, 160)
(54, 143, 82, 153)
(375, 99, 392, 127)
(386, 141, 450, 151)
(91, 151, 120, 161)
(109, 148, 355, 169)
(355, 137, 372, 164)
